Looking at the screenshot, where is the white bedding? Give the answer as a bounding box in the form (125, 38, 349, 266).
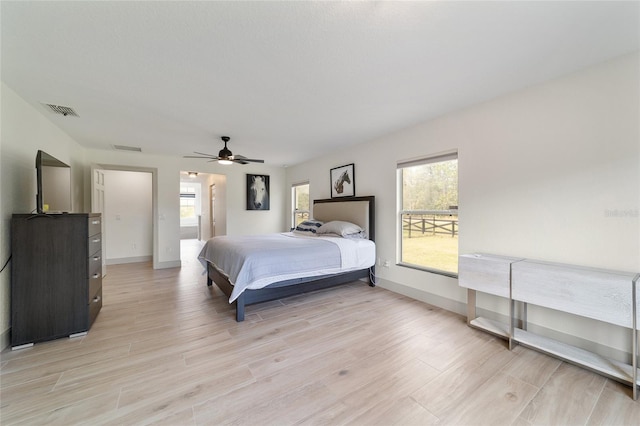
(198, 232, 375, 302)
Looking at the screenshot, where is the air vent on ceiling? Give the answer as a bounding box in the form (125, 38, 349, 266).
(43, 103, 79, 117)
(112, 145, 142, 152)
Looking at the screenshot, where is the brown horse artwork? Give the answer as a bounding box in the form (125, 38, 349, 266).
(334, 170, 351, 195)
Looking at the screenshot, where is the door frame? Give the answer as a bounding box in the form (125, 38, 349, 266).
(209, 183, 215, 239)
(91, 164, 159, 269)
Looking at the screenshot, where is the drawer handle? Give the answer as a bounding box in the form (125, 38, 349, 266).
(93, 295, 101, 303)
(92, 273, 101, 279)
(93, 256, 101, 261)
(91, 220, 100, 225)
(92, 238, 101, 243)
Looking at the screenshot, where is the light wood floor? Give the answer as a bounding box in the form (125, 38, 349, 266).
(1, 240, 639, 425)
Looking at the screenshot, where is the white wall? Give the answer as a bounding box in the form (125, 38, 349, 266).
(199, 175, 213, 240)
(193, 173, 226, 241)
(212, 173, 228, 237)
(286, 53, 640, 357)
(103, 170, 153, 264)
(86, 149, 287, 268)
(0, 82, 88, 348)
(0, 81, 286, 349)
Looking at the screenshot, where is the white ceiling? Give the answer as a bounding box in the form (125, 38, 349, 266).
(2, 1, 638, 166)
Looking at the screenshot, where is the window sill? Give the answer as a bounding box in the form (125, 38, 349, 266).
(397, 262, 458, 279)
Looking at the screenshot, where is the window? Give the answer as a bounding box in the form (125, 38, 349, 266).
(398, 152, 458, 276)
(292, 182, 310, 228)
(180, 185, 198, 225)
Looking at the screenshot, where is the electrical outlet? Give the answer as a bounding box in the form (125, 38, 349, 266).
(383, 260, 390, 268)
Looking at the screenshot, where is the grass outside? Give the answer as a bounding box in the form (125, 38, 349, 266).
(401, 233, 458, 274)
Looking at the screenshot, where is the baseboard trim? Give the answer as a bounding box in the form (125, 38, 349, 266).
(105, 257, 181, 269)
(154, 260, 181, 269)
(107, 256, 152, 265)
(377, 278, 632, 364)
(0, 327, 9, 352)
(376, 278, 467, 317)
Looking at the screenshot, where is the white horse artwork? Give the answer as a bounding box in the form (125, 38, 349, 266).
(247, 175, 270, 210)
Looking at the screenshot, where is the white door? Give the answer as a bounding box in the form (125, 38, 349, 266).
(91, 168, 107, 275)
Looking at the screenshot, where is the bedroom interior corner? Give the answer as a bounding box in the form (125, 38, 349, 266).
(1, 2, 638, 422)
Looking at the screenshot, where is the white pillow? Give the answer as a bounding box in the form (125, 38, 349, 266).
(317, 220, 365, 238)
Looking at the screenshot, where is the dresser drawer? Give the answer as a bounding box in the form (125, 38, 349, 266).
(89, 272, 102, 303)
(89, 234, 102, 257)
(88, 216, 101, 238)
(88, 287, 102, 327)
(88, 251, 102, 278)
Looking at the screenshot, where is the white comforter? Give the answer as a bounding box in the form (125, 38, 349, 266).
(198, 232, 375, 302)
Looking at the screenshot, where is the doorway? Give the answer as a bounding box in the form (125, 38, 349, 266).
(92, 165, 156, 267)
(179, 171, 226, 262)
(210, 183, 216, 238)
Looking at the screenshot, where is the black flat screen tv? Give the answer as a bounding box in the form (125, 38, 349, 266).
(36, 150, 71, 214)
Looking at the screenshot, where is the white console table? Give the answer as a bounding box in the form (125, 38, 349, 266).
(459, 254, 523, 341)
(459, 253, 640, 400)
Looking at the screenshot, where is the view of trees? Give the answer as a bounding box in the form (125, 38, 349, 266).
(293, 184, 310, 226)
(294, 185, 309, 211)
(402, 159, 458, 211)
(400, 158, 458, 274)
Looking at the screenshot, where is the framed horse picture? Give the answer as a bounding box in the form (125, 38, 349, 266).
(247, 174, 270, 210)
(330, 163, 355, 198)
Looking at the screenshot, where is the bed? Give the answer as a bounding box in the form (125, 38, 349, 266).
(199, 196, 376, 321)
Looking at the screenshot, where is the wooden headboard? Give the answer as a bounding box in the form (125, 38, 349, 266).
(312, 196, 375, 242)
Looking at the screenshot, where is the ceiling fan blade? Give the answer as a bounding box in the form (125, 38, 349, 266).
(186, 138, 263, 164)
(233, 155, 264, 163)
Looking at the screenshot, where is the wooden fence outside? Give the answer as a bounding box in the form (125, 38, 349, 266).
(402, 213, 458, 238)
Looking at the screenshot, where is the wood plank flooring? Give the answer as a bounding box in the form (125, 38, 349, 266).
(1, 240, 639, 425)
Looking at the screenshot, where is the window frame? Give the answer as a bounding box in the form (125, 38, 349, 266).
(291, 181, 310, 229)
(397, 151, 459, 278)
(180, 184, 200, 225)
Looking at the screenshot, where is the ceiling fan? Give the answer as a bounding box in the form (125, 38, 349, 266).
(185, 136, 264, 165)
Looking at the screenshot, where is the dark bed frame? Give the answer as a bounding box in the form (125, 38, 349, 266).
(206, 196, 375, 321)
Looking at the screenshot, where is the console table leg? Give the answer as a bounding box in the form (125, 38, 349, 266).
(632, 275, 638, 400)
(509, 297, 515, 351)
(467, 289, 476, 325)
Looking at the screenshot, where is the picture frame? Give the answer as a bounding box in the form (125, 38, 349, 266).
(246, 174, 270, 210)
(330, 163, 355, 198)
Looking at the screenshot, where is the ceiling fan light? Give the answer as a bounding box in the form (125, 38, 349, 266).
(218, 159, 233, 165)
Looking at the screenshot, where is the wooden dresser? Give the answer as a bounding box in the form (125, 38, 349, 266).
(11, 213, 103, 348)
